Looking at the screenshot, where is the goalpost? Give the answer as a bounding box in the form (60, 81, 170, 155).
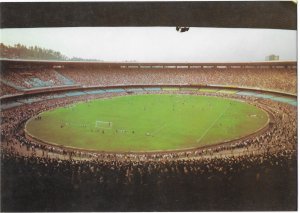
(95, 121, 113, 129)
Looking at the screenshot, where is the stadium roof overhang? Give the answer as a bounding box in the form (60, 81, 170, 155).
(1, 1, 297, 30)
(1, 58, 297, 70)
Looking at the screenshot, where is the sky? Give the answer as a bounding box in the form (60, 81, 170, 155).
(0, 27, 297, 62)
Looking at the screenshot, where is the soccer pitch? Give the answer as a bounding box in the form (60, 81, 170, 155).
(25, 94, 269, 152)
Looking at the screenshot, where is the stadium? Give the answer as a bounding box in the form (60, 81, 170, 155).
(0, 2, 297, 212)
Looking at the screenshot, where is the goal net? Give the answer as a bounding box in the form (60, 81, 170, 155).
(95, 121, 113, 129)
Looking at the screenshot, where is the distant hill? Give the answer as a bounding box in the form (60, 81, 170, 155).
(0, 43, 101, 61)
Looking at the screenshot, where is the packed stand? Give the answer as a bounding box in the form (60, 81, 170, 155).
(1, 144, 297, 211)
(1, 90, 297, 162)
(1, 68, 75, 90)
(60, 67, 297, 94)
(0, 89, 297, 211)
(1, 67, 297, 96)
(0, 83, 19, 96)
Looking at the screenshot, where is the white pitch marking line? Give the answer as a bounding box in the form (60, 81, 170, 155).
(196, 104, 231, 143)
(151, 123, 167, 136)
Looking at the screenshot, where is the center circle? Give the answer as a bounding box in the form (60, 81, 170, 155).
(25, 94, 269, 153)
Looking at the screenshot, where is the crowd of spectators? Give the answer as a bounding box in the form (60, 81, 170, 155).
(0, 85, 297, 211)
(59, 67, 297, 93)
(0, 90, 296, 163)
(1, 142, 297, 211)
(1, 68, 72, 91)
(1, 66, 297, 96)
(0, 90, 296, 162)
(0, 83, 19, 96)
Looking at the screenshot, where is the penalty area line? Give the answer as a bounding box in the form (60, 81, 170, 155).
(196, 104, 231, 143)
(150, 123, 167, 136)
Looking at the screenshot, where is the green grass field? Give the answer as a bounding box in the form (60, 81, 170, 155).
(26, 94, 269, 152)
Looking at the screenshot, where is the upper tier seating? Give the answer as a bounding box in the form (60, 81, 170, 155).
(0, 83, 19, 96)
(61, 68, 297, 94)
(0, 66, 297, 96)
(1, 69, 75, 91)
